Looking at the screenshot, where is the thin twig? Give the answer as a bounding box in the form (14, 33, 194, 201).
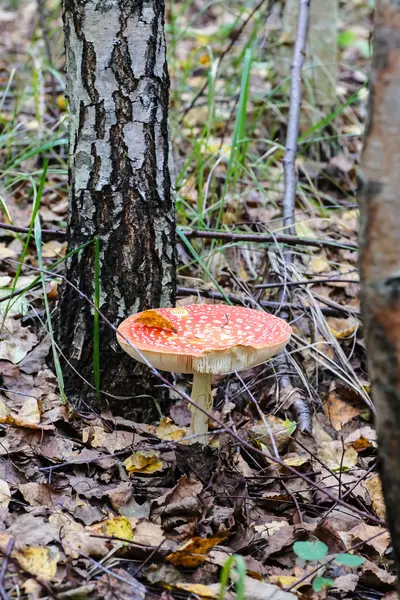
(176, 287, 359, 317)
(283, 0, 310, 238)
(254, 276, 359, 289)
(277, 0, 312, 433)
(183, 228, 357, 251)
(0, 222, 358, 251)
(0, 538, 14, 600)
(0, 222, 65, 239)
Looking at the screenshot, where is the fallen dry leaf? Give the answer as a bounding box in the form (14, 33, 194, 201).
(90, 515, 135, 542)
(16, 546, 59, 581)
(0, 479, 11, 508)
(97, 568, 146, 600)
(327, 316, 359, 339)
(317, 441, 358, 471)
(174, 582, 218, 598)
(364, 475, 386, 519)
(124, 450, 164, 474)
(82, 425, 134, 452)
(324, 392, 360, 431)
(345, 426, 377, 451)
(339, 523, 390, 555)
(362, 559, 396, 585)
(156, 416, 188, 441)
(333, 574, 359, 592)
(167, 536, 225, 567)
(249, 416, 296, 453)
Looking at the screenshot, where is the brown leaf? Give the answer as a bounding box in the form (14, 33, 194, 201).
(19, 336, 51, 374)
(364, 475, 386, 519)
(97, 568, 146, 600)
(340, 523, 390, 556)
(263, 526, 296, 558)
(333, 574, 359, 592)
(361, 559, 396, 586)
(324, 392, 360, 431)
(19, 483, 70, 509)
(317, 441, 358, 471)
(82, 425, 134, 452)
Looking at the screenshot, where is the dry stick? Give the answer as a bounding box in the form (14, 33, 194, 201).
(0, 222, 65, 239)
(277, 0, 312, 433)
(0, 221, 358, 251)
(0, 538, 14, 600)
(254, 277, 359, 289)
(179, 0, 271, 123)
(177, 287, 358, 317)
(183, 228, 357, 251)
(9, 259, 384, 525)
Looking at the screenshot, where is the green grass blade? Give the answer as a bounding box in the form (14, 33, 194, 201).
(34, 214, 67, 404)
(219, 555, 246, 600)
(2, 159, 49, 323)
(93, 236, 101, 401)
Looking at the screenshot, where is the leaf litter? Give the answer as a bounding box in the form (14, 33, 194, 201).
(0, 1, 394, 599)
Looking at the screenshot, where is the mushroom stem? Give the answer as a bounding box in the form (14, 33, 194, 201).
(189, 372, 213, 445)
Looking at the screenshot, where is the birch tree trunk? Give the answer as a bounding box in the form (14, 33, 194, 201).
(58, 0, 176, 418)
(359, 0, 400, 576)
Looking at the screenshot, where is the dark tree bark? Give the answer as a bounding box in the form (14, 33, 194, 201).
(58, 0, 176, 418)
(359, 0, 400, 581)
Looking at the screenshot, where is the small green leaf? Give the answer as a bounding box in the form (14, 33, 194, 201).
(293, 541, 328, 561)
(312, 577, 334, 592)
(335, 553, 365, 567)
(338, 30, 357, 49)
(283, 419, 297, 436)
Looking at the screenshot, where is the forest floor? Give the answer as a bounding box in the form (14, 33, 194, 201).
(0, 1, 396, 599)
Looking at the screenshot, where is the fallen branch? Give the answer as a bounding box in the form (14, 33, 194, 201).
(0, 222, 65, 239)
(277, 0, 312, 434)
(177, 286, 359, 316)
(0, 221, 358, 251)
(182, 228, 357, 251)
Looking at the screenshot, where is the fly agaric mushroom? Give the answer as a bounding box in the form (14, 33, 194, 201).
(117, 304, 292, 444)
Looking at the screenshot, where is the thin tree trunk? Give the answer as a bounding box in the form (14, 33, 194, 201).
(359, 0, 400, 579)
(58, 0, 176, 418)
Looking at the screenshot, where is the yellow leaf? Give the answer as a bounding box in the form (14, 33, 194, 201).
(199, 54, 210, 66)
(327, 317, 358, 339)
(310, 255, 330, 274)
(134, 310, 177, 332)
(124, 450, 164, 474)
(269, 575, 299, 588)
(56, 94, 67, 111)
(175, 582, 218, 598)
(364, 475, 386, 519)
(167, 536, 225, 568)
(99, 516, 134, 542)
(156, 417, 187, 441)
(16, 546, 59, 581)
(283, 454, 310, 467)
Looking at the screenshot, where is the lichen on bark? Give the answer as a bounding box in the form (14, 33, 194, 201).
(58, 0, 176, 418)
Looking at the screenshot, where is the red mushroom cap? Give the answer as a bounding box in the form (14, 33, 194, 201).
(117, 304, 292, 375)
